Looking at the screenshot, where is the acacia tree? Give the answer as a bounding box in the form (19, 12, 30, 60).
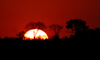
(49, 24, 63, 39)
(66, 19, 89, 32)
(66, 19, 89, 40)
(25, 22, 46, 39)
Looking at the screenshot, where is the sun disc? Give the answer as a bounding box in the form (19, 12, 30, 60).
(24, 29, 48, 40)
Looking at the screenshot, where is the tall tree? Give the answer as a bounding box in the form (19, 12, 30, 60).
(49, 24, 63, 39)
(66, 19, 89, 32)
(25, 22, 46, 39)
(25, 22, 46, 30)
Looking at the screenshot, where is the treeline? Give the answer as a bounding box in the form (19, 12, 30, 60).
(15, 19, 100, 40)
(0, 19, 100, 49)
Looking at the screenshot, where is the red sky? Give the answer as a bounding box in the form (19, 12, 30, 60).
(0, 0, 100, 38)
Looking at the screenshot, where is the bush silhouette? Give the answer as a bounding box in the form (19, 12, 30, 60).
(16, 31, 25, 39)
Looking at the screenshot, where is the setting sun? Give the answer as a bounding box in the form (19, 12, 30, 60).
(24, 29, 48, 40)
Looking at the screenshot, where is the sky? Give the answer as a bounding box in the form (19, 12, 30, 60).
(0, 0, 100, 38)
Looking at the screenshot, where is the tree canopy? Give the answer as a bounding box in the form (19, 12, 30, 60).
(66, 19, 89, 32)
(25, 22, 46, 30)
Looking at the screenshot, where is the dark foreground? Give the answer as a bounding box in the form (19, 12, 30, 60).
(0, 38, 99, 59)
(0, 38, 99, 50)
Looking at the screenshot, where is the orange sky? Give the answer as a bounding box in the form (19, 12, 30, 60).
(0, 0, 100, 38)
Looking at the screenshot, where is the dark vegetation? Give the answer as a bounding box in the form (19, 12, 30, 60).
(0, 19, 100, 50)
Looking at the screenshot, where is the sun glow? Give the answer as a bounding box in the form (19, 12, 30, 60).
(24, 29, 48, 40)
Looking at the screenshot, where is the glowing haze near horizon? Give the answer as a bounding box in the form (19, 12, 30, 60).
(0, 0, 100, 38)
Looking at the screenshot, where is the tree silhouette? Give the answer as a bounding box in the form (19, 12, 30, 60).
(49, 24, 63, 39)
(25, 22, 46, 30)
(25, 22, 46, 39)
(16, 31, 25, 39)
(66, 19, 89, 32)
